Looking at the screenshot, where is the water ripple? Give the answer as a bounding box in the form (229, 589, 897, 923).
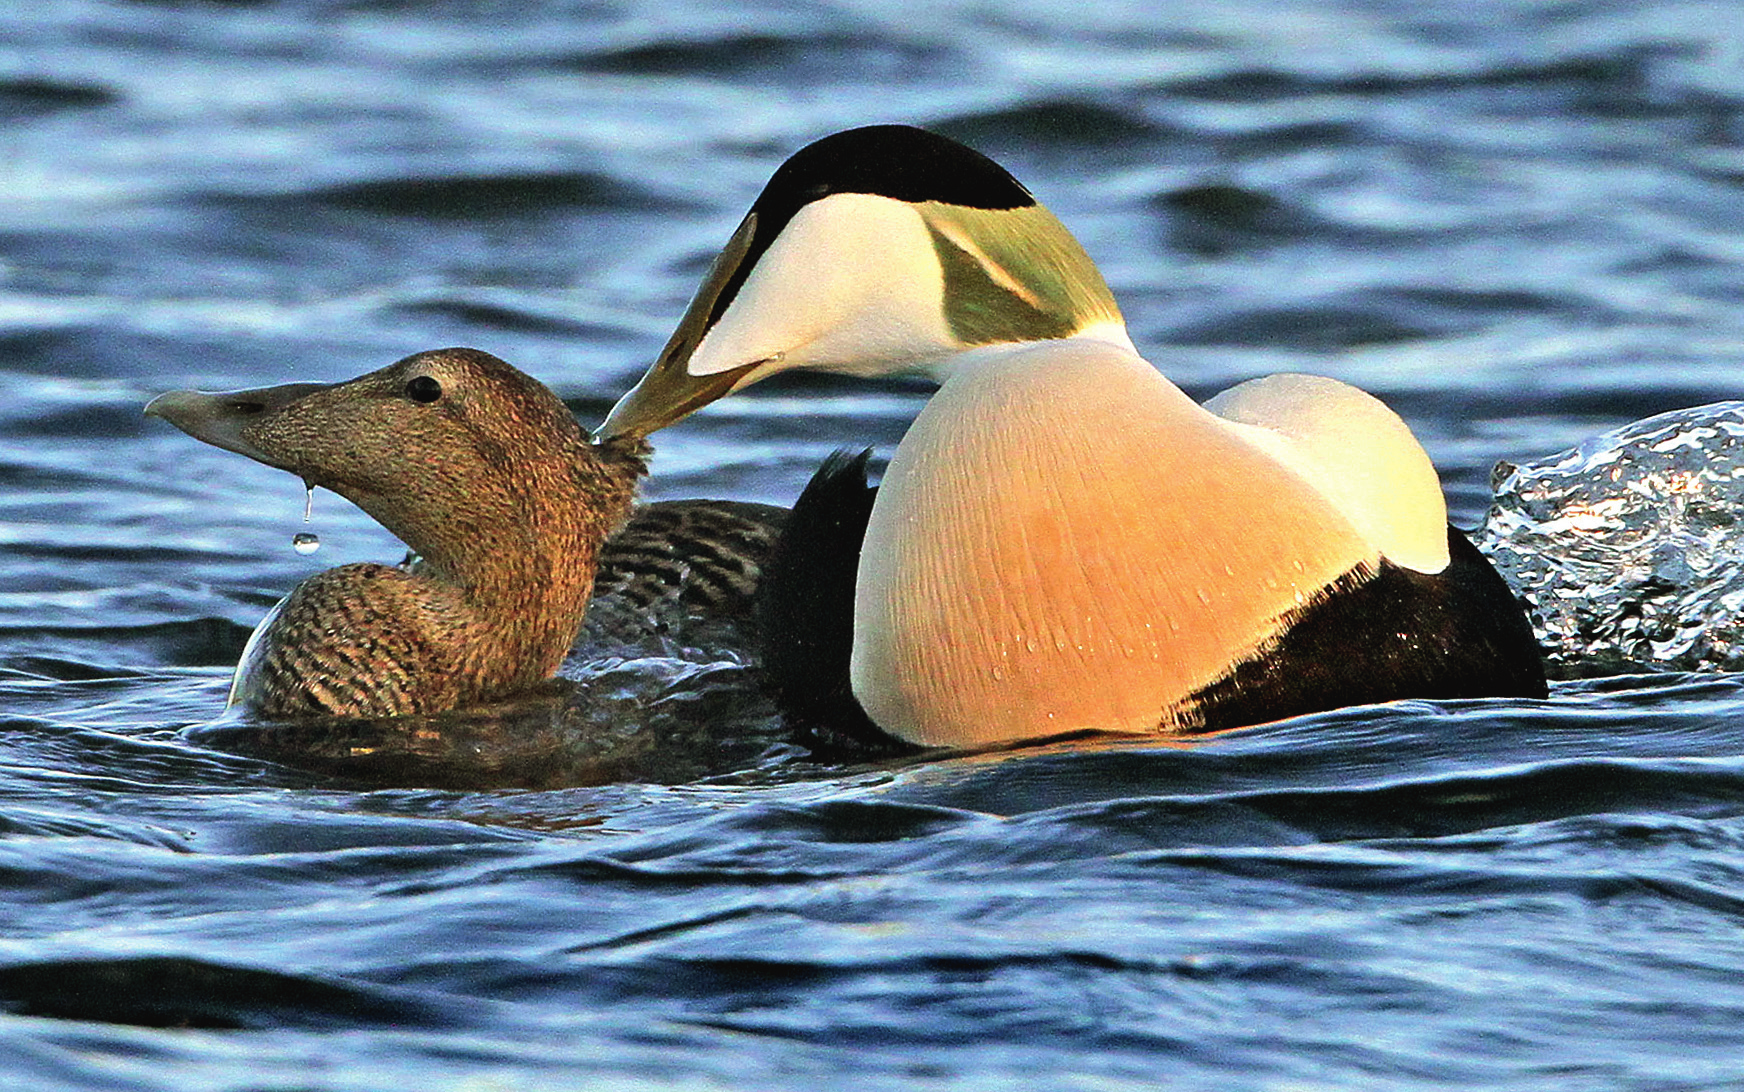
(8, 0, 1744, 1087)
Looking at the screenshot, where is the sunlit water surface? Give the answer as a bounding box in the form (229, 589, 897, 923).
(8, 1, 1744, 1088)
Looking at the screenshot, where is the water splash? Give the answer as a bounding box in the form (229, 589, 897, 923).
(1476, 402, 1744, 675)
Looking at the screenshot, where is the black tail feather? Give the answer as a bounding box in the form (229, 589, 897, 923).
(755, 450, 918, 755)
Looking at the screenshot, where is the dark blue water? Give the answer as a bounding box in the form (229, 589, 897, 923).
(9, 1, 1744, 1087)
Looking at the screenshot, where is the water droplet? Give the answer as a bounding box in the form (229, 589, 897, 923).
(302, 486, 314, 523)
(293, 532, 321, 555)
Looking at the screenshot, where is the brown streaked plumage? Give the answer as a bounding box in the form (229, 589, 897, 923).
(148, 347, 653, 720)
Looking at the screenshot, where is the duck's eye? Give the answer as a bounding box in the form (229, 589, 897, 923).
(405, 376, 443, 403)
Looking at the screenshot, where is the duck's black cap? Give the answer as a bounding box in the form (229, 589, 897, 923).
(751, 124, 1035, 233)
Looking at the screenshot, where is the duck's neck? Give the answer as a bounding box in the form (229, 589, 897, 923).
(928, 322, 1139, 382)
(370, 436, 647, 698)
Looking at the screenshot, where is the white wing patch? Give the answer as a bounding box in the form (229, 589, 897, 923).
(1204, 374, 1450, 574)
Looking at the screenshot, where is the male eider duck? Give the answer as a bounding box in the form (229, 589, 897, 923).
(597, 124, 1547, 750)
(147, 347, 783, 720)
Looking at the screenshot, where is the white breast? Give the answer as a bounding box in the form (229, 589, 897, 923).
(848, 337, 1381, 748)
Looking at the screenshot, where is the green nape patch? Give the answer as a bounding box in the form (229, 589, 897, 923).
(920, 202, 1122, 346)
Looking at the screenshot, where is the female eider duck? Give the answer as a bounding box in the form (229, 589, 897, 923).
(597, 124, 1547, 750)
(147, 347, 783, 721)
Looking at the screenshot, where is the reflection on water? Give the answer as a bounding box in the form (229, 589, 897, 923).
(188, 660, 793, 789)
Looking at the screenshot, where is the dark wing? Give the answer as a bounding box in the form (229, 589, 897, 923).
(582, 499, 787, 650)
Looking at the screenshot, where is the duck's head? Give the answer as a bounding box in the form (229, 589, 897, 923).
(147, 347, 646, 569)
(597, 124, 1128, 439)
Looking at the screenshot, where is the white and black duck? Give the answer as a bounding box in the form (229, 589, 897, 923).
(598, 124, 1547, 750)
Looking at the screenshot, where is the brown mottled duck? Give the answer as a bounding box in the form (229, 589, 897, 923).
(146, 347, 783, 722)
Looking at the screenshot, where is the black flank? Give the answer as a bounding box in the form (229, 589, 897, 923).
(1187, 527, 1548, 731)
